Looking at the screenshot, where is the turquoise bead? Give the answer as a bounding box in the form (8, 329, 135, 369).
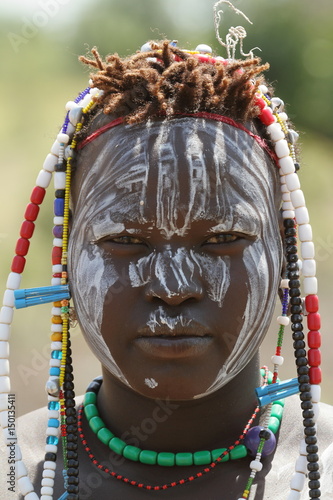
(51, 350, 62, 360)
(48, 401, 59, 411)
(49, 367, 60, 376)
(48, 418, 59, 428)
(46, 436, 59, 445)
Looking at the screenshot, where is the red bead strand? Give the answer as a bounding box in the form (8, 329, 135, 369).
(305, 295, 322, 385)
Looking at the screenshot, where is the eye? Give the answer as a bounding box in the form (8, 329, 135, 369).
(204, 233, 240, 245)
(108, 235, 144, 245)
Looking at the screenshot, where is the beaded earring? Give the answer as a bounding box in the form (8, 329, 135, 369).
(0, 37, 322, 500)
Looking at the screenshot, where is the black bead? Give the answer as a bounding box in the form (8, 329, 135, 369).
(290, 304, 302, 314)
(67, 466, 79, 476)
(300, 391, 312, 401)
(291, 313, 303, 323)
(308, 479, 320, 492)
(296, 357, 308, 367)
(307, 453, 319, 462)
(65, 364, 73, 373)
(45, 452, 57, 462)
(67, 433, 78, 443)
(64, 382, 74, 391)
(294, 162, 300, 171)
(292, 322, 303, 332)
(66, 424, 78, 434)
(285, 227, 297, 237)
(308, 471, 320, 480)
(66, 416, 77, 425)
(66, 399, 76, 408)
(66, 407, 76, 417)
(284, 219, 295, 228)
(67, 442, 78, 451)
(298, 366, 309, 376)
(67, 450, 78, 460)
(300, 383, 311, 393)
(55, 162, 66, 172)
(303, 417, 315, 427)
(86, 380, 102, 393)
(299, 374, 310, 385)
(293, 331, 305, 341)
(287, 262, 299, 272)
(68, 476, 79, 485)
(65, 390, 75, 400)
(259, 429, 271, 440)
(305, 435, 317, 445)
(290, 296, 302, 305)
(55, 189, 66, 198)
(286, 245, 298, 254)
(293, 340, 306, 350)
(304, 426, 316, 436)
(67, 485, 79, 494)
(302, 408, 314, 419)
(295, 349, 307, 359)
(307, 462, 319, 472)
(287, 254, 298, 263)
(289, 288, 301, 297)
(285, 236, 297, 245)
(289, 280, 301, 290)
(68, 459, 79, 468)
(306, 444, 318, 454)
(288, 271, 300, 281)
(309, 489, 321, 498)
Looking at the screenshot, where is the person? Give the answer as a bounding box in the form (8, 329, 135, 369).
(1, 7, 332, 499)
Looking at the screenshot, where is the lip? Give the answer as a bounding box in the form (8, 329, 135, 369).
(134, 335, 213, 359)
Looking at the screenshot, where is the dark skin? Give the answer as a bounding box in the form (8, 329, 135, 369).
(61, 118, 284, 498)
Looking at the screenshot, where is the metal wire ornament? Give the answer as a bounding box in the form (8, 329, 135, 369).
(213, 0, 260, 59)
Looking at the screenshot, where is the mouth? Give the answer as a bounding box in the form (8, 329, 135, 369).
(136, 320, 213, 359)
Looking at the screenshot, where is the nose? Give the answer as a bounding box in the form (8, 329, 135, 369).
(144, 248, 203, 305)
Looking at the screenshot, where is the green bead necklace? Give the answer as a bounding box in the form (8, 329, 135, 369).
(82, 370, 284, 467)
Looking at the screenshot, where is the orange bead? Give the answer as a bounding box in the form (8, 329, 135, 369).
(51, 316, 62, 324)
(51, 333, 62, 341)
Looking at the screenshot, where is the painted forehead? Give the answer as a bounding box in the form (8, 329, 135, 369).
(74, 119, 279, 236)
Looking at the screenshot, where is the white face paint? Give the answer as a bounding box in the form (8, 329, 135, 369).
(69, 118, 282, 398)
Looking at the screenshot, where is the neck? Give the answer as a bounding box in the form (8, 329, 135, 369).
(97, 354, 262, 452)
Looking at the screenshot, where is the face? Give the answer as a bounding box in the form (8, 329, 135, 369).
(69, 118, 282, 400)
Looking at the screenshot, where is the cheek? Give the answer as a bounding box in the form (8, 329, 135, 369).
(190, 251, 231, 308)
(69, 233, 120, 335)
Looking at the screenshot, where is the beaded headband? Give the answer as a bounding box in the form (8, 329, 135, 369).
(0, 27, 322, 500)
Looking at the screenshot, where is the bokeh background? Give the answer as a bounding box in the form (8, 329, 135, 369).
(0, 0, 332, 416)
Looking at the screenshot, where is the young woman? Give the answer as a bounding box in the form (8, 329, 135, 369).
(1, 35, 332, 500)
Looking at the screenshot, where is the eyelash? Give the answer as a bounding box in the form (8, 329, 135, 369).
(95, 233, 242, 247)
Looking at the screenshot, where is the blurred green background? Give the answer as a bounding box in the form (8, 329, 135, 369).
(0, 0, 332, 416)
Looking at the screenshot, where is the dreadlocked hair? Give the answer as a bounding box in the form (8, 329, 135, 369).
(79, 40, 270, 125)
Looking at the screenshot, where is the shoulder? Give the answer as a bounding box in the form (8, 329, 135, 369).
(1, 396, 84, 499)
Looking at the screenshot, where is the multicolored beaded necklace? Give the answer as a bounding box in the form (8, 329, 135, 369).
(0, 27, 322, 500)
(77, 368, 282, 495)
